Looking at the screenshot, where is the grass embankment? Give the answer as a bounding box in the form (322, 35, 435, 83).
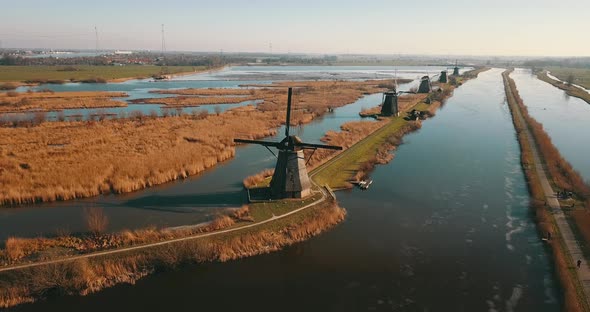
(0, 65, 203, 84)
(0, 194, 346, 308)
(311, 110, 425, 189)
(546, 67, 590, 90)
(0, 80, 398, 206)
(537, 71, 590, 105)
(503, 69, 590, 312)
(359, 94, 425, 117)
(0, 90, 127, 113)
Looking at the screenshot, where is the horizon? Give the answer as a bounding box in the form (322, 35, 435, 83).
(4, 48, 590, 60)
(1, 0, 589, 58)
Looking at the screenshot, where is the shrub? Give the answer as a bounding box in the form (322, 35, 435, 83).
(243, 169, 274, 188)
(0, 83, 18, 91)
(57, 111, 66, 121)
(5, 237, 26, 261)
(85, 207, 109, 235)
(57, 66, 79, 72)
(80, 77, 107, 84)
(32, 112, 47, 125)
(129, 110, 145, 121)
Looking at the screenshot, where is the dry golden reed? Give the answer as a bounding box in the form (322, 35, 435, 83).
(0, 80, 395, 205)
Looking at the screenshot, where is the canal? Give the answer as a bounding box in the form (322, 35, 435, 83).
(8, 69, 561, 311)
(511, 68, 590, 181)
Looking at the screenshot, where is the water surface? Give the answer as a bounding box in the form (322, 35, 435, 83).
(511, 68, 590, 181)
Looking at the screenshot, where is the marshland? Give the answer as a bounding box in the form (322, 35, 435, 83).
(4, 0, 590, 309)
(1, 64, 576, 312)
(0, 63, 579, 312)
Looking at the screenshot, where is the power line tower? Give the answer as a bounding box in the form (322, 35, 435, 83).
(94, 26, 99, 53)
(161, 24, 166, 56)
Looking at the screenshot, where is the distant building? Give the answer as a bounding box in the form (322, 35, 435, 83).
(114, 50, 133, 55)
(380, 92, 399, 116)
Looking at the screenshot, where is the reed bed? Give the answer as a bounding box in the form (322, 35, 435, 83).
(0, 91, 128, 113)
(135, 80, 392, 115)
(130, 95, 258, 107)
(537, 71, 590, 105)
(0, 200, 345, 308)
(0, 80, 393, 206)
(0, 106, 280, 205)
(243, 169, 274, 188)
(150, 88, 253, 96)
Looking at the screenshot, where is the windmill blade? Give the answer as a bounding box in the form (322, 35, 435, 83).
(295, 142, 343, 150)
(285, 87, 292, 137)
(234, 138, 281, 147)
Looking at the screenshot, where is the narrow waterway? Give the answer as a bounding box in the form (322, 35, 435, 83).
(9, 69, 560, 311)
(511, 68, 590, 181)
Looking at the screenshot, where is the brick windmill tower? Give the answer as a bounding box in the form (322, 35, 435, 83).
(234, 88, 342, 199)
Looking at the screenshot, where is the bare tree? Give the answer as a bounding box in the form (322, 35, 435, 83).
(566, 74, 575, 86)
(57, 111, 66, 122)
(84, 207, 109, 235)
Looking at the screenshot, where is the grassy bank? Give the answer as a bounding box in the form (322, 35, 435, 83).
(546, 67, 590, 90)
(537, 71, 590, 104)
(311, 112, 424, 189)
(503, 69, 590, 312)
(310, 68, 490, 188)
(0, 65, 203, 84)
(0, 195, 345, 308)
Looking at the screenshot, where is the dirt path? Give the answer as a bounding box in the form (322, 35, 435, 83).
(505, 71, 590, 307)
(0, 186, 330, 273)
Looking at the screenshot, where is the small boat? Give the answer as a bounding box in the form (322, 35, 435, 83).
(153, 74, 171, 81)
(358, 180, 373, 190)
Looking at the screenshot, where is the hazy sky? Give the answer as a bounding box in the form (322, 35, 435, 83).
(1, 0, 588, 56)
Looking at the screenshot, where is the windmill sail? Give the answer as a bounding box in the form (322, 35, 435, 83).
(233, 87, 343, 199)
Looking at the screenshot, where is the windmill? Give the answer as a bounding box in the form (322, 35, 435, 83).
(380, 87, 416, 117)
(451, 60, 460, 76)
(380, 73, 420, 116)
(417, 75, 432, 93)
(234, 88, 342, 199)
(439, 70, 448, 83)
